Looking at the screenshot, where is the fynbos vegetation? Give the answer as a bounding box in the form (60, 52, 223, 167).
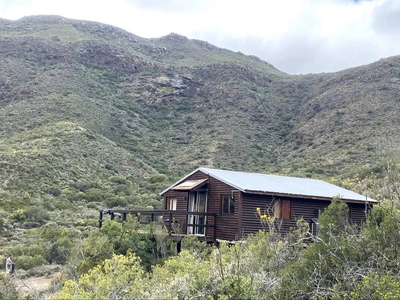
(1, 15, 400, 298)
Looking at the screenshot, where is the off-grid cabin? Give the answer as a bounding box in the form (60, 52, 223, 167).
(159, 167, 377, 242)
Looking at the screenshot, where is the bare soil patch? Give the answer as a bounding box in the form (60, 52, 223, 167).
(13, 272, 61, 296)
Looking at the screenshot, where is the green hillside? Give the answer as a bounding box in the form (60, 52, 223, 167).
(1, 14, 400, 299)
(0, 14, 399, 259)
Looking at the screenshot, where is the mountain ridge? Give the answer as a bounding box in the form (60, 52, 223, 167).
(0, 15, 399, 204)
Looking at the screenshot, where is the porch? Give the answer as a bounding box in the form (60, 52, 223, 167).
(99, 209, 218, 242)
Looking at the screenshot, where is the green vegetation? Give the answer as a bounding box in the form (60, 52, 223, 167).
(44, 200, 400, 299)
(1, 15, 400, 298)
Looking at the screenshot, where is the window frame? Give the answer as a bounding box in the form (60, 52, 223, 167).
(167, 198, 177, 210)
(221, 195, 235, 215)
(274, 199, 291, 220)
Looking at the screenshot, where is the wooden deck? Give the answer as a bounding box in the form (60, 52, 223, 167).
(99, 209, 218, 242)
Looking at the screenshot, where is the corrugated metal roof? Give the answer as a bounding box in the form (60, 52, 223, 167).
(199, 168, 377, 203)
(161, 167, 377, 203)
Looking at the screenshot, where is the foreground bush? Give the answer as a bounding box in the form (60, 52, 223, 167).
(0, 275, 21, 300)
(49, 201, 400, 299)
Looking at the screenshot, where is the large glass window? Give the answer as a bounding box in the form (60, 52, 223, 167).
(187, 191, 207, 235)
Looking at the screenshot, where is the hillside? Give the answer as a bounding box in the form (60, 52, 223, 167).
(0, 15, 399, 231)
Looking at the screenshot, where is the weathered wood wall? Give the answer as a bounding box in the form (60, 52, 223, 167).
(163, 191, 187, 233)
(241, 194, 370, 237)
(163, 171, 373, 240)
(208, 176, 239, 241)
(349, 202, 370, 224)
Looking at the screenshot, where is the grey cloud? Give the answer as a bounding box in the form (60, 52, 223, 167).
(128, 0, 203, 12)
(264, 36, 383, 74)
(371, 0, 400, 36)
(196, 30, 385, 74)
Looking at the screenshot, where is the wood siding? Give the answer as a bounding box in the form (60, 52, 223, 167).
(349, 202, 369, 224)
(162, 190, 188, 233)
(164, 171, 240, 240)
(208, 176, 239, 241)
(241, 194, 370, 237)
(163, 171, 373, 240)
(242, 194, 275, 236)
(163, 171, 209, 235)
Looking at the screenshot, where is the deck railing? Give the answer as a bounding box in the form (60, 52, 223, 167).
(99, 209, 218, 240)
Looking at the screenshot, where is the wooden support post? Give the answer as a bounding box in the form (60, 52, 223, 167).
(177, 240, 182, 253)
(122, 213, 127, 222)
(151, 213, 155, 223)
(213, 215, 216, 239)
(99, 211, 103, 228)
(168, 212, 172, 232)
(110, 213, 115, 221)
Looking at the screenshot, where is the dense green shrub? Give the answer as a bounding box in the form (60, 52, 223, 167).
(50, 237, 74, 264)
(148, 174, 168, 184)
(109, 176, 128, 185)
(16, 255, 47, 270)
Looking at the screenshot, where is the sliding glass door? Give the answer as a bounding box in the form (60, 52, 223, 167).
(187, 191, 207, 235)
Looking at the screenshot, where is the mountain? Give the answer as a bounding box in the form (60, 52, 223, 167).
(0, 15, 399, 216)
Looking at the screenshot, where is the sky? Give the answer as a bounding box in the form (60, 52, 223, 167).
(1, 0, 399, 74)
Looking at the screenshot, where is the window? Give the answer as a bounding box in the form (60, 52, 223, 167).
(274, 201, 281, 219)
(274, 200, 291, 220)
(222, 195, 235, 215)
(188, 191, 207, 235)
(167, 198, 177, 210)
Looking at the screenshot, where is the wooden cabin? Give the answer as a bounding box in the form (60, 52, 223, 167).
(159, 167, 377, 242)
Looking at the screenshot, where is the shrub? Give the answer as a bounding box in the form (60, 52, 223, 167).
(16, 255, 47, 270)
(149, 174, 168, 184)
(50, 237, 74, 264)
(25, 206, 51, 224)
(12, 209, 27, 222)
(109, 176, 128, 185)
(0, 275, 20, 300)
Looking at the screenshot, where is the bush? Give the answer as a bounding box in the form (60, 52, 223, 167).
(12, 209, 27, 222)
(84, 188, 107, 202)
(0, 275, 20, 300)
(16, 255, 47, 270)
(109, 176, 128, 185)
(50, 237, 74, 264)
(149, 174, 168, 184)
(25, 206, 51, 224)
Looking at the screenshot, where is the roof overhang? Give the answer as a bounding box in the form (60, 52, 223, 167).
(171, 178, 208, 191)
(243, 189, 378, 204)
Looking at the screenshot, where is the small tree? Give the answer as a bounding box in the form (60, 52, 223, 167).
(318, 197, 350, 241)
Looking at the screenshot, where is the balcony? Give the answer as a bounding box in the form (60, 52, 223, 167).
(99, 209, 218, 242)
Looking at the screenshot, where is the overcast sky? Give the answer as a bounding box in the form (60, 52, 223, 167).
(1, 0, 399, 74)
